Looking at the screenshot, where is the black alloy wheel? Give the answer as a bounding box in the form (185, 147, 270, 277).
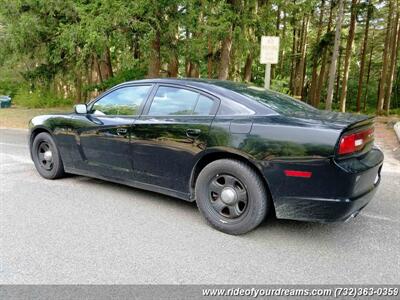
(195, 159, 269, 235)
(31, 132, 65, 179)
(209, 174, 248, 219)
(37, 141, 54, 171)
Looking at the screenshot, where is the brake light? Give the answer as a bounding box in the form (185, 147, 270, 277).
(338, 128, 374, 155)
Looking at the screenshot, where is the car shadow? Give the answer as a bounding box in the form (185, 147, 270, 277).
(64, 174, 363, 242)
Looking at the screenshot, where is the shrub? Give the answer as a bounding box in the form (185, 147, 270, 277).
(0, 80, 20, 98)
(13, 89, 73, 108)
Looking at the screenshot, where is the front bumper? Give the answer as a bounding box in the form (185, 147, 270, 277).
(266, 148, 383, 223)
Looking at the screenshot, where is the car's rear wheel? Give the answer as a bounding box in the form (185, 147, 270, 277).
(195, 159, 269, 235)
(32, 132, 65, 179)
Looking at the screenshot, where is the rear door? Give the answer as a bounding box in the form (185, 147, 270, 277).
(76, 84, 153, 179)
(132, 85, 219, 194)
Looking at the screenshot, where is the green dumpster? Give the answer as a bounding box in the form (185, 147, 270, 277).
(0, 96, 12, 108)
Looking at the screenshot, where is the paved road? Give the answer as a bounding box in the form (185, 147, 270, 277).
(1, 129, 399, 284)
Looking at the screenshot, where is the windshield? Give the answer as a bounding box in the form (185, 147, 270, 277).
(211, 81, 317, 115)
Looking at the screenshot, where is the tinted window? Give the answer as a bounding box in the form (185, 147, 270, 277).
(148, 86, 199, 116)
(92, 85, 151, 116)
(211, 81, 316, 115)
(218, 99, 255, 115)
(193, 95, 214, 115)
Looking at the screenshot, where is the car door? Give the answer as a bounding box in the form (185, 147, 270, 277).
(76, 84, 153, 180)
(132, 85, 219, 194)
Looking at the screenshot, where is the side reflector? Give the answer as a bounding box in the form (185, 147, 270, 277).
(284, 170, 312, 178)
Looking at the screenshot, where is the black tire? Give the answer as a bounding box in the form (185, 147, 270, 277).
(195, 159, 269, 235)
(31, 132, 65, 179)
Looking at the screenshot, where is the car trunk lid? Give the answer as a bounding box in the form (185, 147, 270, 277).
(286, 110, 374, 131)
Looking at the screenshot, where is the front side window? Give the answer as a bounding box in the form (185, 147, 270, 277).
(148, 86, 200, 116)
(92, 85, 151, 116)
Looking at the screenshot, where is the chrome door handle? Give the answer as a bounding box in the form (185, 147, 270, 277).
(116, 128, 128, 134)
(186, 128, 201, 138)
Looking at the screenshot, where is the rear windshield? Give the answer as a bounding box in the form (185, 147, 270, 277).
(211, 81, 317, 115)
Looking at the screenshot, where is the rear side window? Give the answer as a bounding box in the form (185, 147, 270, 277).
(148, 87, 198, 116)
(211, 81, 316, 115)
(148, 86, 214, 116)
(193, 95, 214, 115)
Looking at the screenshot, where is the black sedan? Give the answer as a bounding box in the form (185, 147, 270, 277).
(29, 79, 383, 234)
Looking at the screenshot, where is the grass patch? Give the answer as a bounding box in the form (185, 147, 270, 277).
(0, 106, 72, 129)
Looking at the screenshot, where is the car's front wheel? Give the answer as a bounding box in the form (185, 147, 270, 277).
(195, 159, 269, 235)
(31, 132, 65, 179)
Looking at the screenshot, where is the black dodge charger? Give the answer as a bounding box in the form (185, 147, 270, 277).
(29, 79, 383, 234)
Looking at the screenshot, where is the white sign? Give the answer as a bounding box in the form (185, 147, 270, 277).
(260, 36, 280, 64)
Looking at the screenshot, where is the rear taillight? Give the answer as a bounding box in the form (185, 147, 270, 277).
(338, 127, 374, 155)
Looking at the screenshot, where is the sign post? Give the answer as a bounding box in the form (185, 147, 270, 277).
(260, 36, 280, 89)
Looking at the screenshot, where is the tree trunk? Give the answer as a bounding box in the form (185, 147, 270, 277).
(325, 0, 344, 111)
(309, 0, 325, 106)
(377, 0, 394, 114)
(218, 0, 237, 80)
(315, 1, 334, 107)
(103, 46, 113, 79)
(168, 55, 179, 78)
(363, 29, 375, 111)
(356, 0, 372, 112)
(384, 9, 400, 114)
(218, 27, 233, 80)
(335, 46, 342, 103)
(75, 70, 82, 104)
(207, 36, 213, 78)
(289, 25, 297, 94)
(243, 53, 253, 82)
(94, 54, 103, 84)
(98, 47, 113, 82)
(339, 0, 358, 112)
(147, 30, 161, 78)
(167, 26, 179, 78)
(132, 33, 140, 59)
(295, 15, 309, 98)
(279, 11, 287, 74)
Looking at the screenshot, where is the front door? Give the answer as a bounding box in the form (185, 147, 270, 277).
(76, 84, 153, 179)
(132, 85, 218, 193)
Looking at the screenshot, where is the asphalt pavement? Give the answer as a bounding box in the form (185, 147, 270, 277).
(0, 129, 399, 284)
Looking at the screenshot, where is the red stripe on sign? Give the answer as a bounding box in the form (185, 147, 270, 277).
(284, 170, 312, 178)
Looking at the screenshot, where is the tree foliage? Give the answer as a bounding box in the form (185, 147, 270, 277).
(0, 0, 399, 114)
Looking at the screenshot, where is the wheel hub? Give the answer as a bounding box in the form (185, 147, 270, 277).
(220, 187, 238, 205)
(43, 150, 52, 161)
(208, 174, 248, 219)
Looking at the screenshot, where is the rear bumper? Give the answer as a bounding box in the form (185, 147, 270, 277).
(274, 180, 379, 222)
(264, 148, 383, 223)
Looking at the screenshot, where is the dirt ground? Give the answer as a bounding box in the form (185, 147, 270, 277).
(374, 116, 400, 168)
(1, 106, 399, 164)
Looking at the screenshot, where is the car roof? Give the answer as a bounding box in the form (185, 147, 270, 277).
(122, 78, 235, 93)
(117, 78, 275, 115)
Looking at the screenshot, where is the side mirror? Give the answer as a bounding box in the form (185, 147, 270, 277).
(74, 104, 87, 114)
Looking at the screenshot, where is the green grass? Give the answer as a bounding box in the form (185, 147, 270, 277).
(0, 106, 72, 128)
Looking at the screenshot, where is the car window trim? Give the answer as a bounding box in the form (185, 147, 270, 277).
(86, 83, 155, 117)
(141, 83, 220, 117)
